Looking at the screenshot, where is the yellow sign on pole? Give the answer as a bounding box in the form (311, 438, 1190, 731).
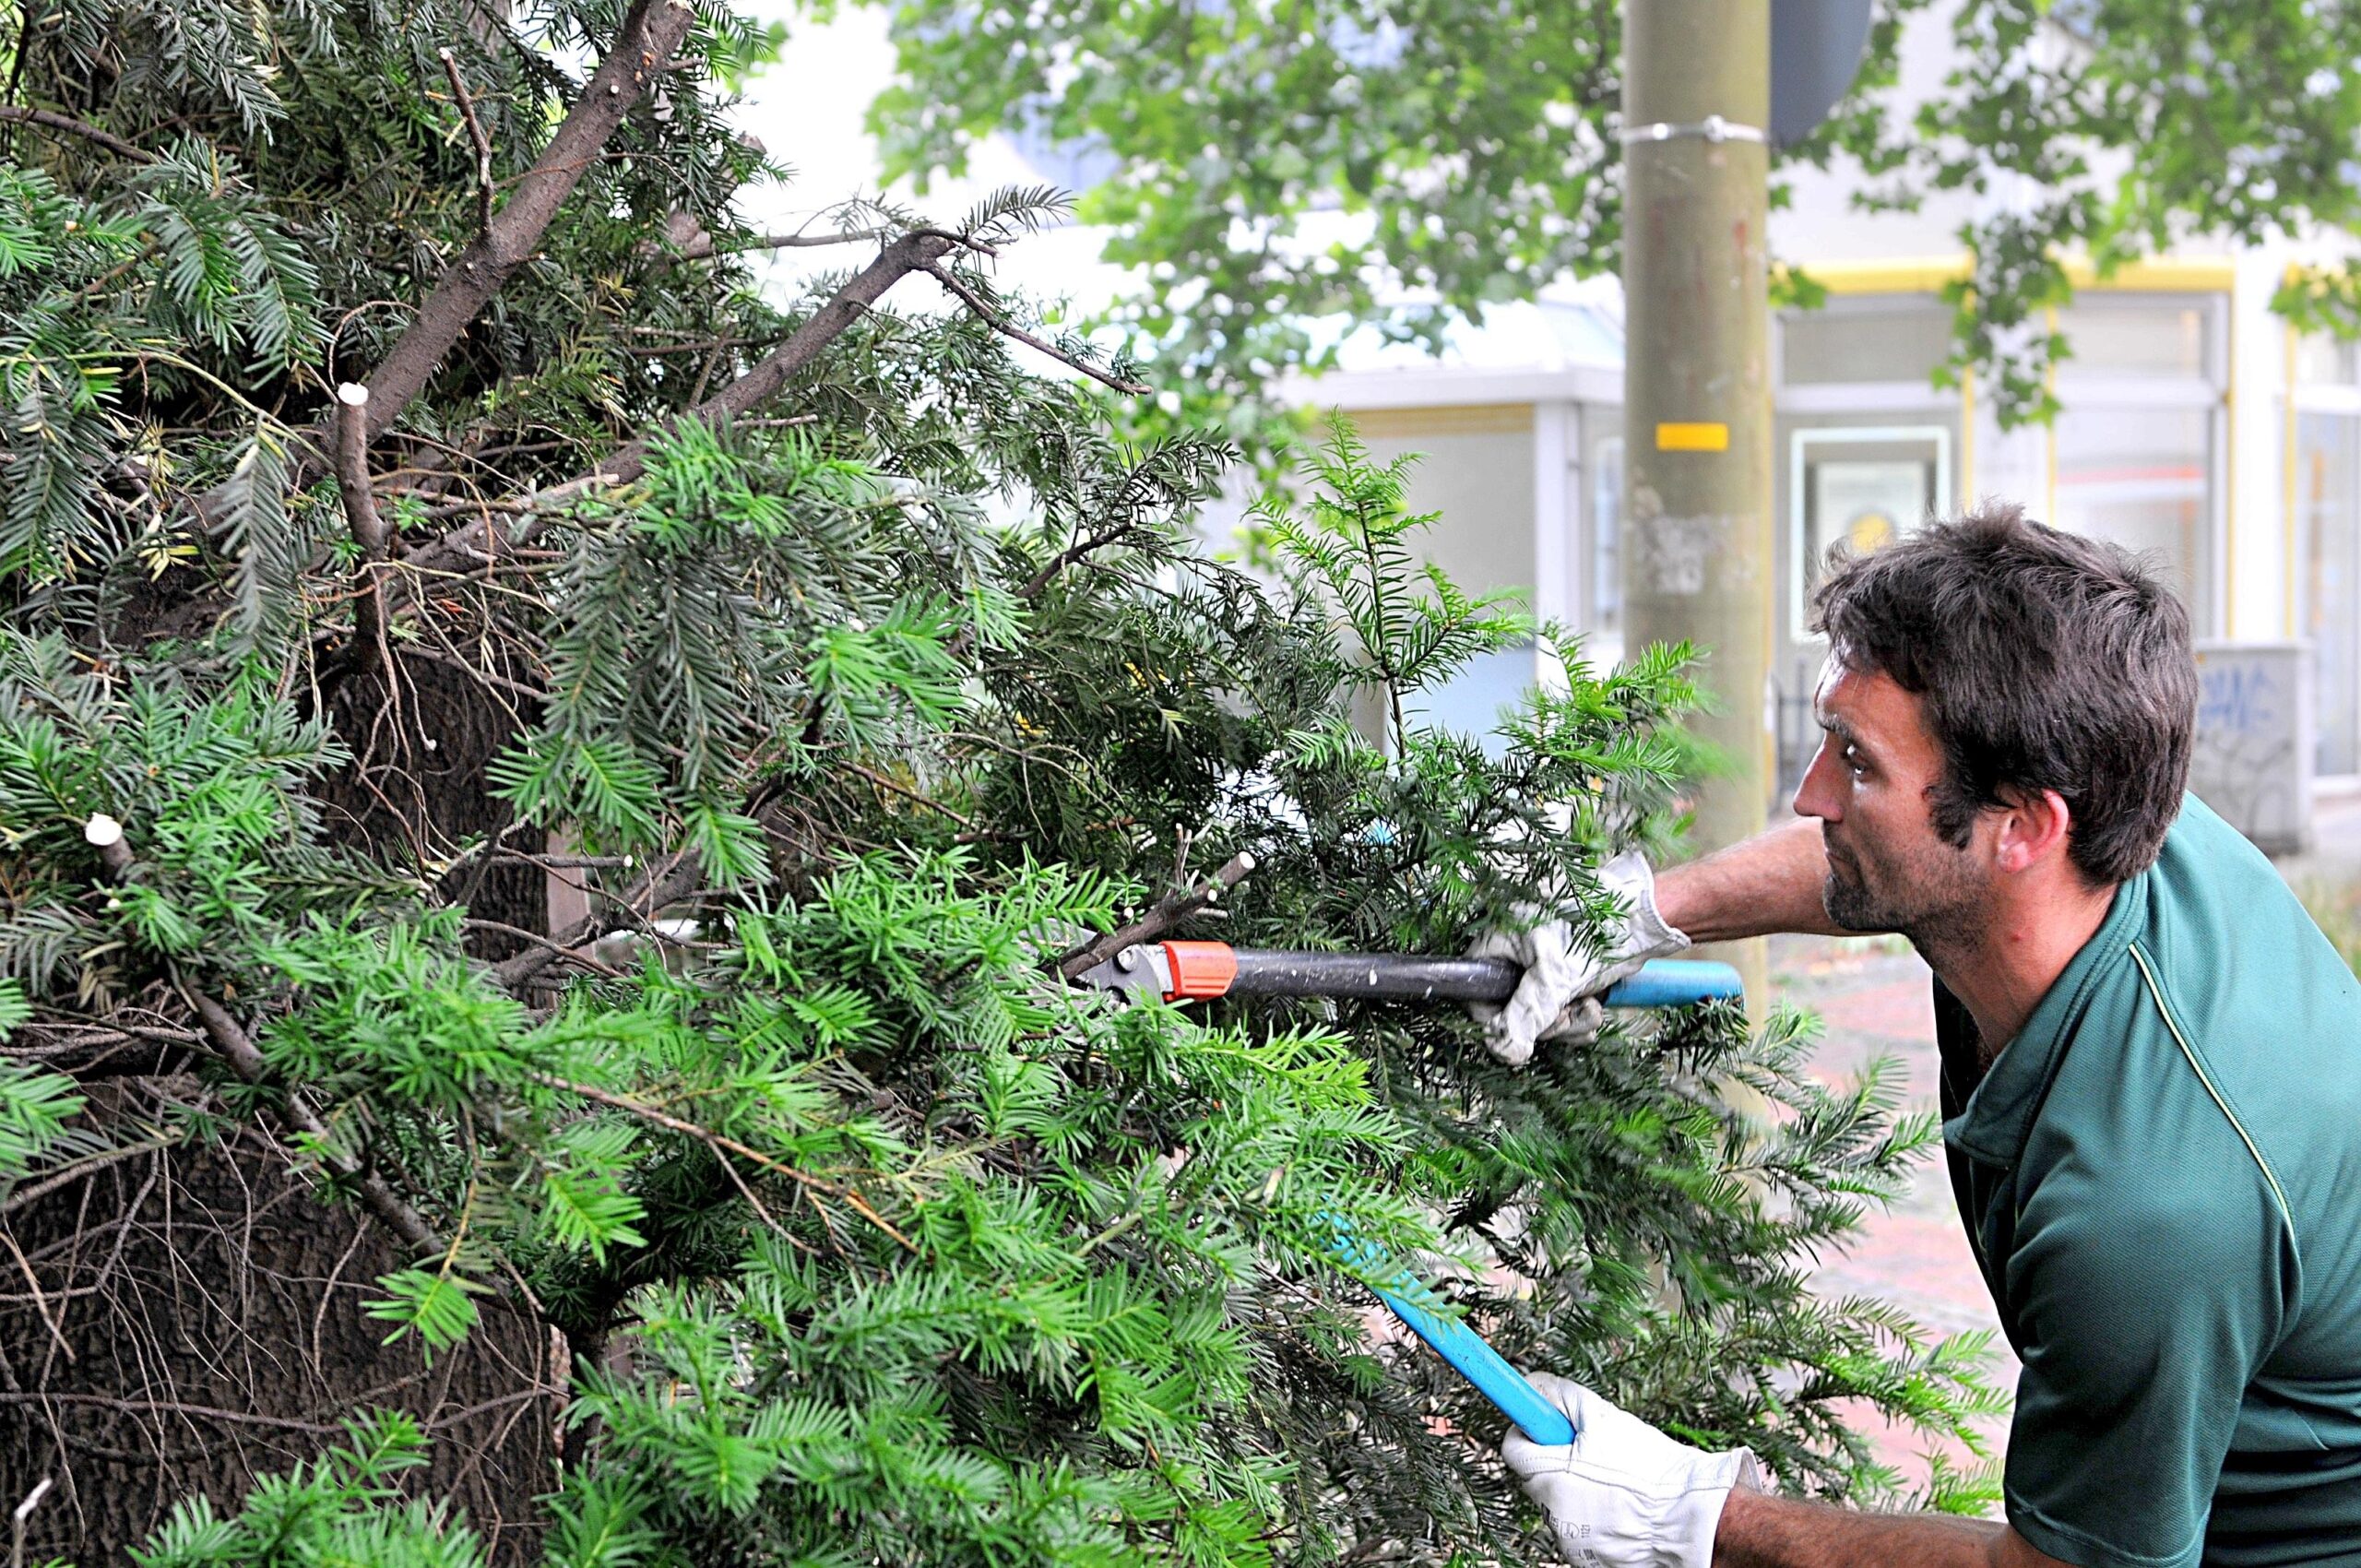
(1655, 422, 1731, 452)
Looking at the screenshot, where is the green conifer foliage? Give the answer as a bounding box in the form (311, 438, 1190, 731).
(0, 3, 2000, 1562)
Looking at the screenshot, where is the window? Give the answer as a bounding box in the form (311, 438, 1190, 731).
(1788, 426, 1950, 638)
(2054, 299, 2213, 381)
(2299, 413, 2361, 775)
(2052, 406, 2212, 607)
(1780, 303, 1953, 386)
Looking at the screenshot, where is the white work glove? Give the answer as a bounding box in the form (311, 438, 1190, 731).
(1466, 849, 1690, 1065)
(1502, 1371, 1761, 1568)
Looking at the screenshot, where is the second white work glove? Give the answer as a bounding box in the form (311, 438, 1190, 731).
(1466, 849, 1690, 1066)
(1502, 1372, 1761, 1568)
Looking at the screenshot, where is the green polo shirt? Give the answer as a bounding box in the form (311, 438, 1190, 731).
(1936, 794, 2361, 1568)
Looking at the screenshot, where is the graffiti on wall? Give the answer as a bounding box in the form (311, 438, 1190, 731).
(2189, 645, 2311, 854)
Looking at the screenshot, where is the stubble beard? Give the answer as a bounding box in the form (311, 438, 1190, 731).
(1821, 832, 1987, 956)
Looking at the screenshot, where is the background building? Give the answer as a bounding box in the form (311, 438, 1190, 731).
(1277, 7, 2361, 812)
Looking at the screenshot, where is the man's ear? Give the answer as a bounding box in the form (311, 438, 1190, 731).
(1992, 786, 2073, 875)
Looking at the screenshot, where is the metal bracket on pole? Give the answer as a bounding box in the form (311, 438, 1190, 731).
(1618, 115, 1769, 147)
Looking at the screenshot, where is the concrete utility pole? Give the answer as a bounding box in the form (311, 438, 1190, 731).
(1621, 0, 1774, 999)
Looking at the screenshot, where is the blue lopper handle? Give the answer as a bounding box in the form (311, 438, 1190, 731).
(1338, 1233, 1579, 1446)
(1326, 956, 1741, 1447)
(1601, 957, 1744, 1009)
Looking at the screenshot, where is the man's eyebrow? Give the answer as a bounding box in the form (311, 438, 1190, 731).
(1816, 709, 1869, 754)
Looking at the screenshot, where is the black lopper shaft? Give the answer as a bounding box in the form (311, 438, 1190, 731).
(1221, 949, 1521, 1003)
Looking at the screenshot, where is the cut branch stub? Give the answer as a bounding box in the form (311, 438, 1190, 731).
(189, 0, 697, 526)
(401, 228, 961, 583)
(1056, 850, 1258, 980)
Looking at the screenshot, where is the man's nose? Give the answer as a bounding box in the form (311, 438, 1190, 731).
(1791, 742, 1840, 823)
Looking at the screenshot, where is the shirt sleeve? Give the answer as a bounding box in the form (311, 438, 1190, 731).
(1999, 1140, 2293, 1568)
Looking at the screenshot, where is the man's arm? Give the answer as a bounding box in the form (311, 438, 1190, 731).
(1654, 817, 1859, 942)
(1717, 1488, 2069, 1568)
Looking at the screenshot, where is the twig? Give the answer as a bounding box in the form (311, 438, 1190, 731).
(1055, 849, 1258, 980)
(920, 262, 1151, 395)
(845, 761, 977, 829)
(0, 105, 147, 161)
(0, 1228, 72, 1364)
(459, 919, 626, 978)
(528, 1075, 917, 1253)
(659, 226, 890, 263)
(0, 1135, 182, 1217)
(437, 48, 497, 239)
(908, 225, 1003, 259)
(621, 332, 791, 357)
(0, 1391, 341, 1433)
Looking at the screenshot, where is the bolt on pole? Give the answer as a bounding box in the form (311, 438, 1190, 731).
(1621, 0, 1774, 1002)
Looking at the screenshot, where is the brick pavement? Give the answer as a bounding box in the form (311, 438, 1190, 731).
(1770, 932, 2016, 1495)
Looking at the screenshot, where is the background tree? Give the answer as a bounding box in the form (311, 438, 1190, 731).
(0, 1, 1999, 1562)
(835, 0, 2361, 432)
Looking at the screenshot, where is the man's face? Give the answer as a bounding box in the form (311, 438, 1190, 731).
(1791, 661, 1990, 941)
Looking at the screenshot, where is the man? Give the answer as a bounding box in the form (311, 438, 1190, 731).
(1479, 505, 2361, 1568)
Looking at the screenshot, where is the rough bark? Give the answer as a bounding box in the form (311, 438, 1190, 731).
(0, 1103, 558, 1564)
(358, 0, 695, 447)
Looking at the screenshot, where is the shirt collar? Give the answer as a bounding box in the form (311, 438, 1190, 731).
(1940, 868, 2148, 1168)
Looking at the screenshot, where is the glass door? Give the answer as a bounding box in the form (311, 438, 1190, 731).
(1787, 425, 1952, 640)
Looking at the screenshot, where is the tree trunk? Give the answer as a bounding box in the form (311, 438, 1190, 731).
(0, 1095, 558, 1563)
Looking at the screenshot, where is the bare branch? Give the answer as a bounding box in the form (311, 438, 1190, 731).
(0, 106, 148, 161)
(362, 0, 695, 438)
(437, 48, 497, 240)
(919, 262, 1151, 395)
(658, 226, 892, 263)
(332, 383, 397, 695)
(401, 229, 958, 582)
(186, 0, 695, 529)
(1055, 850, 1258, 980)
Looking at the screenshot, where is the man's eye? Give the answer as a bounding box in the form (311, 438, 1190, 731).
(1843, 745, 1866, 774)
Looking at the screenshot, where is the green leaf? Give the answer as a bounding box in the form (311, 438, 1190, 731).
(364, 1268, 484, 1363)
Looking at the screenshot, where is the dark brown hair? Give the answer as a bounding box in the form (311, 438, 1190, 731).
(1809, 501, 2195, 885)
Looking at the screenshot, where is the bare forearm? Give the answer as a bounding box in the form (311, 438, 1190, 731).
(1654, 818, 1854, 942)
(1716, 1488, 2047, 1568)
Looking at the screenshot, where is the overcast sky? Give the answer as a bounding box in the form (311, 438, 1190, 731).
(729, 5, 1133, 322)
